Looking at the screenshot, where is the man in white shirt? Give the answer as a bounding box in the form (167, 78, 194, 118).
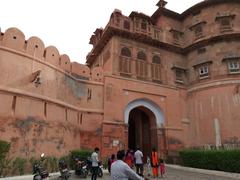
(91, 147, 100, 180)
(111, 150, 144, 180)
(134, 148, 144, 176)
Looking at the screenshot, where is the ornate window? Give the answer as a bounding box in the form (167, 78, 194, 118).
(215, 14, 235, 33)
(121, 47, 131, 57)
(137, 51, 146, 60)
(119, 47, 132, 75)
(141, 20, 147, 30)
(136, 50, 147, 78)
(189, 21, 206, 40)
(154, 29, 160, 40)
(198, 65, 209, 78)
(228, 60, 240, 73)
(152, 55, 161, 64)
(222, 55, 240, 74)
(151, 55, 161, 81)
(171, 65, 186, 83)
(170, 29, 183, 45)
(124, 20, 130, 30)
(193, 60, 212, 79)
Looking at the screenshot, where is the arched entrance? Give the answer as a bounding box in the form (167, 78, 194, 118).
(128, 107, 157, 159)
(124, 99, 165, 160)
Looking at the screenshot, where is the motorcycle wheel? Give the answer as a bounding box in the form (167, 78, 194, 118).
(83, 170, 87, 178)
(97, 168, 103, 177)
(33, 175, 41, 180)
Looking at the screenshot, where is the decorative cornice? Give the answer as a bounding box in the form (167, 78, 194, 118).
(151, 0, 240, 23)
(192, 60, 212, 68)
(86, 24, 240, 66)
(183, 33, 240, 54)
(86, 26, 182, 65)
(129, 11, 153, 24)
(189, 21, 207, 31)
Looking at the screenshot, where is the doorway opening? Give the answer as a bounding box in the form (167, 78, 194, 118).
(128, 107, 157, 161)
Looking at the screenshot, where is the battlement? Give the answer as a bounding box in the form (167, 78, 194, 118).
(0, 27, 103, 82)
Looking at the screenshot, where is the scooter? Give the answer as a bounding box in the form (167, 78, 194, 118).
(75, 158, 87, 178)
(59, 159, 70, 180)
(33, 153, 49, 180)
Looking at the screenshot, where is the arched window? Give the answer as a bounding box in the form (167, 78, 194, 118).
(152, 55, 161, 64)
(137, 51, 146, 60)
(151, 55, 161, 81)
(136, 51, 147, 78)
(119, 47, 131, 75)
(124, 20, 130, 30)
(121, 47, 131, 57)
(141, 20, 147, 30)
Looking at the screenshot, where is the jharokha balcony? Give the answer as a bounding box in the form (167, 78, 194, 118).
(119, 56, 162, 83)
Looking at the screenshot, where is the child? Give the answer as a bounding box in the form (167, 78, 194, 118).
(146, 156, 151, 176)
(159, 158, 166, 177)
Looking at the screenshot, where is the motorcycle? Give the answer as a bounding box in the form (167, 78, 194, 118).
(59, 159, 71, 180)
(33, 153, 49, 180)
(75, 158, 87, 178)
(85, 157, 103, 177)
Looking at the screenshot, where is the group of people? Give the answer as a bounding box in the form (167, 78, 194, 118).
(91, 146, 165, 180)
(107, 147, 165, 179)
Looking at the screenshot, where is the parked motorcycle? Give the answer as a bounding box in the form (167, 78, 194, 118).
(33, 153, 49, 180)
(85, 157, 103, 177)
(59, 159, 70, 180)
(75, 158, 87, 178)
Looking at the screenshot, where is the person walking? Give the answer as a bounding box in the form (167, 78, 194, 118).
(91, 147, 100, 180)
(151, 148, 159, 178)
(111, 150, 144, 180)
(134, 147, 144, 176)
(124, 149, 134, 168)
(146, 156, 151, 177)
(108, 154, 116, 173)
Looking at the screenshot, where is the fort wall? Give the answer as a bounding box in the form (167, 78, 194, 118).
(0, 28, 104, 158)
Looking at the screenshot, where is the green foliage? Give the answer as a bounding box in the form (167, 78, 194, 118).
(29, 156, 40, 166)
(0, 140, 11, 177)
(102, 157, 109, 169)
(69, 149, 92, 169)
(12, 157, 27, 175)
(179, 149, 240, 173)
(59, 155, 70, 169)
(45, 156, 58, 173)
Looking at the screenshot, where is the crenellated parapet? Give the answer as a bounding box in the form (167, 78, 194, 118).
(0, 27, 103, 82)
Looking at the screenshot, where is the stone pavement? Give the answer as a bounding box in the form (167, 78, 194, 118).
(2, 165, 240, 180)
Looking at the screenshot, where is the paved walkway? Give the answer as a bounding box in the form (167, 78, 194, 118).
(2, 165, 240, 180)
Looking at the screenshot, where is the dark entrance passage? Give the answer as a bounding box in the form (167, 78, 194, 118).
(128, 107, 157, 161)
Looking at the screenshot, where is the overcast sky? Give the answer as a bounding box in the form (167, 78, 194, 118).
(0, 0, 202, 64)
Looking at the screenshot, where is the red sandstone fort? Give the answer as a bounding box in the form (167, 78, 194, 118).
(0, 0, 240, 160)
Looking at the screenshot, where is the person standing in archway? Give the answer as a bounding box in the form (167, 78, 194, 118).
(134, 147, 144, 176)
(151, 148, 159, 178)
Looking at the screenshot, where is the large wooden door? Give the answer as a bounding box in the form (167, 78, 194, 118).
(128, 108, 155, 162)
